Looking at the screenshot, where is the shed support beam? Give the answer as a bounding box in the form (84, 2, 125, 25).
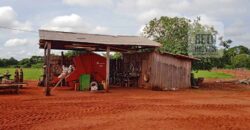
(106, 46, 110, 92)
(45, 42, 51, 96)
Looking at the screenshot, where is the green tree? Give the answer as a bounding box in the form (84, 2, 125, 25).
(192, 58, 213, 70)
(219, 37, 232, 49)
(231, 54, 250, 69)
(19, 58, 32, 68)
(143, 16, 223, 70)
(64, 50, 87, 57)
(111, 52, 122, 59)
(0, 59, 8, 67)
(30, 56, 43, 64)
(143, 16, 190, 55)
(221, 45, 250, 66)
(0, 57, 18, 67)
(7, 57, 18, 65)
(225, 45, 250, 57)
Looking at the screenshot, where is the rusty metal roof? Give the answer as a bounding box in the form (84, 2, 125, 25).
(39, 30, 161, 47)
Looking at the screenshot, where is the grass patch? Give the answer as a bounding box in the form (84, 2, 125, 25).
(193, 70, 234, 79)
(0, 68, 43, 80)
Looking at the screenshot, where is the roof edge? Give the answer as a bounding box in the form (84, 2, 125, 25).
(157, 51, 200, 61)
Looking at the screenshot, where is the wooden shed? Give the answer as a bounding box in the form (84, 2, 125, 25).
(39, 30, 198, 95)
(111, 51, 198, 90)
(143, 52, 197, 90)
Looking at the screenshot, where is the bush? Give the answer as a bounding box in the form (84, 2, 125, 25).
(231, 54, 250, 69)
(224, 64, 234, 69)
(31, 63, 43, 68)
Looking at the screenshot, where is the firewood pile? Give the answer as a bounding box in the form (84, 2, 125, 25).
(237, 79, 250, 85)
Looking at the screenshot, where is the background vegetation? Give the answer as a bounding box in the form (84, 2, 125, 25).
(193, 70, 234, 79)
(0, 56, 43, 68)
(0, 68, 42, 80)
(0, 16, 250, 80)
(143, 16, 250, 70)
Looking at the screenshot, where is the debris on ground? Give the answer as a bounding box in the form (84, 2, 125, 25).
(215, 79, 250, 85)
(238, 79, 250, 85)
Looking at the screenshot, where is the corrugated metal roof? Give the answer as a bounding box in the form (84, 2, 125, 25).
(39, 30, 161, 47)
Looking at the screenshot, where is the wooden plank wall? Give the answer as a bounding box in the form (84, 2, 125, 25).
(147, 52, 192, 90)
(122, 52, 192, 90)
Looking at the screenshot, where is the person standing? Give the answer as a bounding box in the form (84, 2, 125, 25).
(14, 67, 20, 83)
(19, 68, 23, 83)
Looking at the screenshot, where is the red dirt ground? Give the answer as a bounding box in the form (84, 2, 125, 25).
(1, 70, 250, 130)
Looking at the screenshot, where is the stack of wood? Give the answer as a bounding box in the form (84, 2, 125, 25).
(238, 79, 250, 85)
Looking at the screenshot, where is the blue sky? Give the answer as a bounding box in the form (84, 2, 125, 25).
(0, 0, 249, 60)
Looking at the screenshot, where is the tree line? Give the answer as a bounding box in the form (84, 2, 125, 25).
(0, 56, 43, 68)
(192, 45, 250, 70)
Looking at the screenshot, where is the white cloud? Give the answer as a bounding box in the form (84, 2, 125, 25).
(225, 21, 245, 36)
(63, 0, 113, 7)
(0, 6, 16, 24)
(115, 0, 249, 23)
(191, 15, 225, 37)
(0, 38, 39, 60)
(137, 9, 160, 23)
(137, 24, 146, 35)
(137, 9, 181, 23)
(91, 26, 109, 34)
(0, 6, 32, 31)
(0, 6, 36, 60)
(4, 38, 31, 47)
(41, 14, 90, 32)
(225, 21, 250, 47)
(41, 13, 109, 34)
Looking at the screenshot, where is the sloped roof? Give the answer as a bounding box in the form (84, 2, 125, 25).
(159, 52, 200, 61)
(39, 30, 161, 47)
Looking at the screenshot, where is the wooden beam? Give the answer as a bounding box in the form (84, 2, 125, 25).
(61, 51, 64, 66)
(44, 42, 48, 49)
(44, 47, 47, 91)
(106, 46, 110, 92)
(45, 42, 51, 96)
(64, 45, 96, 51)
(110, 46, 128, 52)
(43, 47, 47, 92)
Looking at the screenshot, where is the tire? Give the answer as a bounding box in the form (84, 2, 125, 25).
(90, 81, 98, 91)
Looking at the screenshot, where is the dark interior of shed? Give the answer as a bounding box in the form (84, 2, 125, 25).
(110, 52, 148, 88)
(42, 51, 147, 87)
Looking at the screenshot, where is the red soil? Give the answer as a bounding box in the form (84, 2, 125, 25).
(1, 73, 250, 130)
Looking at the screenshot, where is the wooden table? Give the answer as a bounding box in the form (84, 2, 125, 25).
(0, 83, 27, 94)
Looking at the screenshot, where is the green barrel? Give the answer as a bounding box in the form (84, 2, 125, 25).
(79, 74, 90, 91)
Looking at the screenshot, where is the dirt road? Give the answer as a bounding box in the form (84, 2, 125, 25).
(1, 81, 250, 130)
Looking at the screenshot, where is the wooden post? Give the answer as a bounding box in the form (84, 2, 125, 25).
(61, 51, 64, 87)
(45, 42, 51, 96)
(43, 42, 47, 88)
(106, 46, 110, 92)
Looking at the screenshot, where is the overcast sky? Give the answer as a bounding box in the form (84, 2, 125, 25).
(0, 0, 249, 60)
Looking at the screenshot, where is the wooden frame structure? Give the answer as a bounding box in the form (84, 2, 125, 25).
(39, 30, 161, 96)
